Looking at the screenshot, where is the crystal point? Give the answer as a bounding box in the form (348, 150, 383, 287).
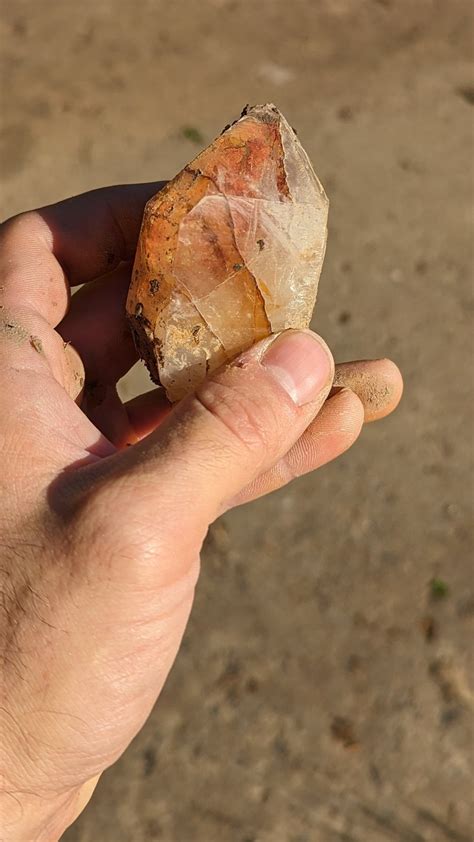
(126, 103, 329, 401)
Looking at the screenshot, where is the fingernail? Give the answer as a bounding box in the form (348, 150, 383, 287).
(262, 330, 333, 406)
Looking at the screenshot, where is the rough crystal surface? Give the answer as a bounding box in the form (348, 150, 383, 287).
(126, 103, 329, 401)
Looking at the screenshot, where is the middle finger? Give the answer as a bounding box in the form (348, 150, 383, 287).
(58, 263, 137, 388)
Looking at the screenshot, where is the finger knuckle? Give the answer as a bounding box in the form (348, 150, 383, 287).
(193, 378, 279, 461)
(276, 450, 300, 485)
(1, 210, 40, 242)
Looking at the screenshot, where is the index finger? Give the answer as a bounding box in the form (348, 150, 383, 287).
(0, 182, 165, 326)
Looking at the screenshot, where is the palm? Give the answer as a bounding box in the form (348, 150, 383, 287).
(2, 317, 195, 797)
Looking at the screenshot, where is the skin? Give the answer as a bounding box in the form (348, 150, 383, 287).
(0, 184, 403, 841)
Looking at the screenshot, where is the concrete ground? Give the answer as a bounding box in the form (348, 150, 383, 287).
(1, 1, 472, 840)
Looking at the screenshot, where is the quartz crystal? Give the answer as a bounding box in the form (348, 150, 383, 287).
(126, 103, 329, 401)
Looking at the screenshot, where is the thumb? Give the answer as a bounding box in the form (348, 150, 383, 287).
(87, 329, 334, 531)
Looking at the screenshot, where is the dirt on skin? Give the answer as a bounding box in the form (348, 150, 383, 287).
(1, 1, 473, 840)
(332, 360, 401, 421)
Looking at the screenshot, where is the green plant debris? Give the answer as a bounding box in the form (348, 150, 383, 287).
(430, 578, 449, 600)
(181, 125, 204, 144)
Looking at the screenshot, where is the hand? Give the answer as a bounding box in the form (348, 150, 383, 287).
(0, 185, 402, 840)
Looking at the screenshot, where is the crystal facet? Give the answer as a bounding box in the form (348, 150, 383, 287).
(126, 103, 329, 401)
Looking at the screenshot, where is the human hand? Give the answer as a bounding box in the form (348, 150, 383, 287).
(0, 185, 402, 840)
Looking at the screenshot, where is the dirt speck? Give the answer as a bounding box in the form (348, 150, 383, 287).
(331, 716, 359, 749)
(337, 105, 354, 121)
(420, 615, 437, 642)
(456, 85, 474, 105)
(30, 335, 43, 354)
(0, 318, 30, 344)
(142, 747, 156, 777)
(338, 310, 351, 324)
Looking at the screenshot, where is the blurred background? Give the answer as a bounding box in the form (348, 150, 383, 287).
(1, 1, 473, 840)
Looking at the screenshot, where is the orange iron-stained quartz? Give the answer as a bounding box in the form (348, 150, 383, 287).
(126, 103, 329, 402)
